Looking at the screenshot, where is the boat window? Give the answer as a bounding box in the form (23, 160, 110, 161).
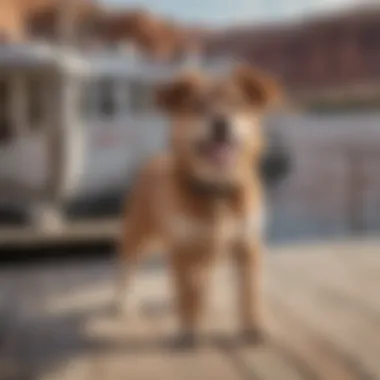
(98, 78, 118, 117)
(129, 80, 152, 114)
(80, 79, 93, 118)
(26, 77, 45, 131)
(0, 79, 13, 144)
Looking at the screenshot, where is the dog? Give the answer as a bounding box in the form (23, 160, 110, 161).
(117, 64, 280, 346)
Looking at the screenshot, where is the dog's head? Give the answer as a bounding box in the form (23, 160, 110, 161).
(156, 65, 280, 187)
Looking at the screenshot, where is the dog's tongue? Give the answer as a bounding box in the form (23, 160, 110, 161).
(208, 143, 233, 165)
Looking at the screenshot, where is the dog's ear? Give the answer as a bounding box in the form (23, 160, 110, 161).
(155, 72, 202, 113)
(233, 64, 281, 109)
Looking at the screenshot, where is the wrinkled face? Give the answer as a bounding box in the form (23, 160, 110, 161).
(156, 65, 279, 186)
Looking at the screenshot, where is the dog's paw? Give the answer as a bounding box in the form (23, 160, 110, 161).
(171, 331, 199, 350)
(241, 327, 266, 346)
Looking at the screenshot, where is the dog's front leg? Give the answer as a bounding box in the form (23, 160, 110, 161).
(233, 239, 265, 344)
(116, 225, 147, 316)
(169, 248, 213, 347)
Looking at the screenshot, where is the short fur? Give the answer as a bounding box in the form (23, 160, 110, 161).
(117, 64, 280, 345)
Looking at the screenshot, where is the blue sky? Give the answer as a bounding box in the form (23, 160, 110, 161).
(101, 0, 365, 26)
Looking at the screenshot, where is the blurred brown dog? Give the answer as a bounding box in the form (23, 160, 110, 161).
(117, 64, 279, 346)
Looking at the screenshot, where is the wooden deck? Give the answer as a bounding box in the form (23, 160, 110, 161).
(0, 218, 120, 248)
(1, 240, 380, 380)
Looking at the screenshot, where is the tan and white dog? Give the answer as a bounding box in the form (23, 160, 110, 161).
(117, 64, 280, 346)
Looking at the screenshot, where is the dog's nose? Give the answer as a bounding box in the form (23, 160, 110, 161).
(211, 117, 230, 142)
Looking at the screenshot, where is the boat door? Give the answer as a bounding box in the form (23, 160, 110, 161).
(0, 68, 55, 206)
(77, 74, 163, 198)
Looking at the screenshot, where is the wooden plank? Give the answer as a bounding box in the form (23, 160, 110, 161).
(24, 261, 243, 380)
(268, 255, 379, 379)
(0, 218, 120, 248)
(9, 264, 100, 380)
(1, 241, 380, 380)
(265, 298, 363, 380)
(85, 311, 175, 380)
(234, 340, 309, 380)
(334, 249, 380, 285)
(0, 268, 24, 380)
(224, 254, 357, 380)
(0, 266, 42, 380)
(86, 265, 243, 380)
(39, 356, 95, 380)
(205, 265, 310, 380)
(276, 250, 380, 315)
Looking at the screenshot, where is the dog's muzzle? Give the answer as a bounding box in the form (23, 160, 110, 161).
(210, 116, 231, 143)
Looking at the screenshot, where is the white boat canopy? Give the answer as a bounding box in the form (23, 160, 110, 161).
(0, 42, 235, 79)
